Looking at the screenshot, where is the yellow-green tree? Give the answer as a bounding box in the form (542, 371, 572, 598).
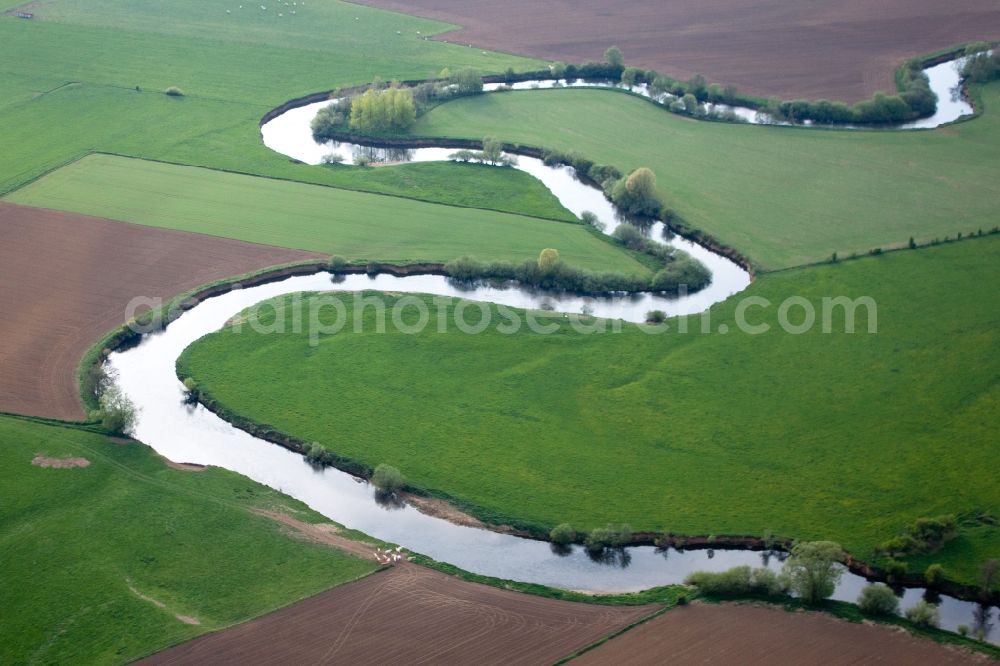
(349, 85, 416, 132)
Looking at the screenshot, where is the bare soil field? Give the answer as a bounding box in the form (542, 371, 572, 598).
(137, 563, 658, 665)
(354, 0, 1000, 102)
(574, 602, 985, 665)
(0, 202, 320, 421)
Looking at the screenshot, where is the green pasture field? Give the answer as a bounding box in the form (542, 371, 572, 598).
(0, 415, 377, 665)
(178, 236, 1000, 588)
(410, 84, 1000, 269)
(6, 154, 640, 270)
(0, 11, 545, 208)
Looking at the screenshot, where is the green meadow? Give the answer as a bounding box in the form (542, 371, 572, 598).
(0, 415, 376, 665)
(179, 237, 1000, 587)
(411, 85, 1000, 269)
(6, 154, 642, 270)
(0, 9, 542, 203)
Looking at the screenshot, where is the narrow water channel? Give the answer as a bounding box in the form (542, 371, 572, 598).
(108, 272, 997, 643)
(102, 51, 998, 644)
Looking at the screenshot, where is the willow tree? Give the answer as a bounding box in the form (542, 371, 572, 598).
(349, 85, 416, 133)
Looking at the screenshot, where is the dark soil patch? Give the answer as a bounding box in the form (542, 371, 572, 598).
(136, 563, 658, 665)
(0, 201, 321, 421)
(574, 601, 985, 665)
(352, 0, 1000, 102)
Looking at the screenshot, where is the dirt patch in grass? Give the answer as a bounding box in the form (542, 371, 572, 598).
(353, 0, 1000, 102)
(163, 460, 207, 472)
(137, 563, 658, 665)
(127, 580, 202, 626)
(574, 601, 985, 665)
(402, 492, 486, 529)
(31, 454, 90, 469)
(0, 201, 321, 421)
(250, 508, 384, 561)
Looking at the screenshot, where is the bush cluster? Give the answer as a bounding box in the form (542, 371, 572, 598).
(963, 44, 1000, 83)
(764, 61, 935, 125)
(304, 442, 338, 467)
(444, 243, 708, 296)
(876, 515, 956, 558)
(685, 566, 787, 597)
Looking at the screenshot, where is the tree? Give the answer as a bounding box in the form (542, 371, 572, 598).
(96, 385, 137, 435)
(682, 93, 699, 114)
(980, 559, 999, 599)
(604, 46, 624, 69)
(924, 563, 945, 585)
(610, 167, 662, 218)
(687, 74, 707, 99)
(585, 523, 632, 553)
(782, 540, 844, 604)
(451, 67, 483, 94)
(348, 85, 416, 133)
(621, 67, 640, 87)
(857, 584, 899, 616)
(371, 464, 405, 493)
(538, 248, 560, 273)
(481, 136, 504, 165)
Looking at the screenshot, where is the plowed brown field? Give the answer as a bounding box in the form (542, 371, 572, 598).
(0, 202, 321, 421)
(355, 0, 1000, 102)
(137, 563, 658, 665)
(574, 602, 984, 665)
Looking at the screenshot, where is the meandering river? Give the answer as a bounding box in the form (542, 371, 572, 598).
(102, 51, 997, 644)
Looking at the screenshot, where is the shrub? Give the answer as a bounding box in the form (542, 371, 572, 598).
(884, 558, 908, 583)
(584, 524, 632, 552)
(371, 464, 405, 493)
(857, 584, 899, 616)
(958, 624, 970, 637)
(925, 563, 944, 586)
(782, 541, 844, 604)
(550, 523, 576, 545)
(651, 256, 711, 292)
(328, 255, 348, 271)
(96, 386, 137, 435)
(449, 149, 477, 162)
(877, 515, 956, 556)
(182, 376, 198, 395)
(646, 310, 667, 324)
(353, 154, 372, 167)
(164, 86, 184, 97)
(321, 153, 344, 165)
(904, 600, 940, 627)
(580, 211, 604, 231)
